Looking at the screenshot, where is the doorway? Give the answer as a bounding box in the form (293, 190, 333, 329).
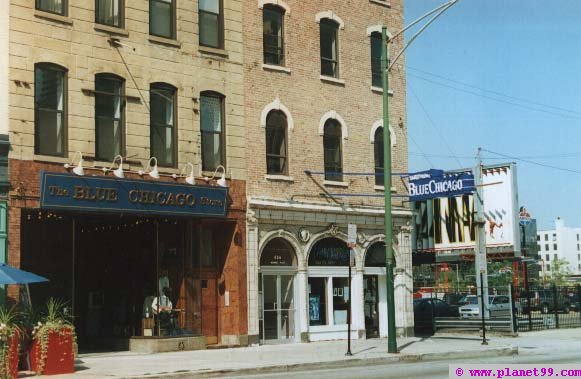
(262, 274, 295, 343)
(259, 238, 297, 344)
(364, 275, 379, 338)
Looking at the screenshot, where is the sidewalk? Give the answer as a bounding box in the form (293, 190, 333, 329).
(31, 334, 518, 379)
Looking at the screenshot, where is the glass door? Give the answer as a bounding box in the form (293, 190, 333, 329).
(364, 275, 380, 338)
(261, 274, 295, 343)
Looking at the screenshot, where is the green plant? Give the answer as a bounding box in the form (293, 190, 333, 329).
(31, 298, 75, 376)
(0, 305, 21, 379)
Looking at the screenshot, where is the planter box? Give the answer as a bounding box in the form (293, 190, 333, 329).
(2, 332, 19, 379)
(29, 329, 74, 375)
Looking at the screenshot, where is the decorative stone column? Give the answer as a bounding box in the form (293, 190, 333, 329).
(394, 225, 414, 337)
(297, 269, 309, 342)
(246, 211, 260, 345)
(353, 268, 366, 338)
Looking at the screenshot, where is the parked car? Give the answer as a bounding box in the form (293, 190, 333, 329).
(414, 298, 459, 333)
(520, 289, 571, 314)
(459, 295, 511, 318)
(458, 295, 478, 307)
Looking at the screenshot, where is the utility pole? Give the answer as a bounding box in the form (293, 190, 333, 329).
(474, 148, 490, 318)
(380, 0, 459, 354)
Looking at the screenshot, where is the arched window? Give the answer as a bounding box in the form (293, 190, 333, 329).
(200, 91, 226, 171)
(265, 110, 288, 175)
(263, 5, 285, 66)
(370, 32, 382, 88)
(308, 238, 349, 266)
(374, 127, 384, 186)
(323, 119, 342, 182)
(260, 238, 296, 267)
(95, 74, 125, 161)
(365, 241, 396, 268)
(320, 19, 339, 78)
(150, 83, 176, 167)
(35, 63, 67, 157)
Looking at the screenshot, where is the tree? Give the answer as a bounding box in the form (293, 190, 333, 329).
(545, 258, 571, 286)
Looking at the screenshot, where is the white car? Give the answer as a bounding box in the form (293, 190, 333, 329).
(459, 295, 511, 318)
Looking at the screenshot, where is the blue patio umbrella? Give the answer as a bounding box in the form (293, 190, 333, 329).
(0, 264, 48, 285)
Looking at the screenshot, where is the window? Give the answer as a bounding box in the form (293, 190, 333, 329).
(200, 92, 225, 171)
(545, 244, 549, 251)
(96, 0, 123, 28)
(263, 5, 285, 65)
(537, 235, 540, 241)
(578, 244, 580, 251)
(552, 233, 557, 241)
(323, 119, 342, 182)
(35, 63, 67, 157)
(199, 0, 223, 49)
(577, 234, 579, 241)
(554, 253, 558, 260)
(150, 83, 176, 167)
(547, 264, 551, 271)
(545, 254, 549, 261)
(374, 127, 384, 186)
(554, 244, 557, 250)
(150, 0, 175, 39)
(95, 74, 124, 161)
(308, 277, 327, 326)
(578, 254, 580, 261)
(265, 111, 288, 175)
(320, 19, 339, 78)
(36, 0, 66, 15)
(544, 234, 548, 241)
(370, 32, 382, 87)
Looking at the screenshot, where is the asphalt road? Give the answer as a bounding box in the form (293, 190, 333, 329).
(223, 351, 581, 379)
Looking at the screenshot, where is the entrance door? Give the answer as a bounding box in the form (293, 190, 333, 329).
(262, 274, 295, 343)
(364, 275, 380, 338)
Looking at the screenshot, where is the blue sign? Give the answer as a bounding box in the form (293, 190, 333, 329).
(39, 171, 228, 217)
(408, 169, 475, 201)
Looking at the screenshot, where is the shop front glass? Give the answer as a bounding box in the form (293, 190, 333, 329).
(21, 209, 226, 352)
(308, 238, 350, 327)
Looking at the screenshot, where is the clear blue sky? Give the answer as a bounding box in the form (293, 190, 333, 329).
(404, 0, 581, 230)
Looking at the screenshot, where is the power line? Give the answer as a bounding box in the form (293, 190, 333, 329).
(408, 72, 581, 121)
(409, 151, 581, 160)
(408, 83, 464, 168)
(482, 148, 581, 175)
(408, 66, 581, 118)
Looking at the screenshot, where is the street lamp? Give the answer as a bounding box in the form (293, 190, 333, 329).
(381, 0, 459, 353)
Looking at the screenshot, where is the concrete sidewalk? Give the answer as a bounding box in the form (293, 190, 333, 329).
(30, 334, 518, 379)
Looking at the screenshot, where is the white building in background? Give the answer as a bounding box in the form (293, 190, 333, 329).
(537, 218, 581, 277)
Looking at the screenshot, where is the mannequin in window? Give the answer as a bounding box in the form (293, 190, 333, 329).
(152, 287, 173, 314)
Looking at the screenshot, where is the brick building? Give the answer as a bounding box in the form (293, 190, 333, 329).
(243, 0, 414, 344)
(7, 0, 248, 351)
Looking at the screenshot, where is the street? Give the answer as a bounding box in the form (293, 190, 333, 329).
(226, 350, 581, 379)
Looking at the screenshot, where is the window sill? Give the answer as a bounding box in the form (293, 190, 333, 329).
(198, 46, 229, 58)
(374, 185, 398, 193)
(324, 180, 349, 188)
(369, 0, 391, 7)
(34, 10, 73, 25)
(33, 154, 69, 164)
(262, 64, 291, 74)
(320, 76, 346, 86)
(371, 86, 394, 96)
(265, 174, 294, 182)
(94, 24, 129, 37)
(148, 35, 181, 48)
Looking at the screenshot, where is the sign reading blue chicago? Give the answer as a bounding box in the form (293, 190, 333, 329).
(408, 169, 474, 202)
(40, 171, 228, 217)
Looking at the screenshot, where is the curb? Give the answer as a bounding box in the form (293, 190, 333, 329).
(129, 346, 518, 379)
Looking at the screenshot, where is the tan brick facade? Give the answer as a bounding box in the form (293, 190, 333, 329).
(7, 0, 249, 349)
(9, 0, 246, 178)
(244, 0, 408, 204)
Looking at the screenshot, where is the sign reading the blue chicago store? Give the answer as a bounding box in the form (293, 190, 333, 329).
(39, 171, 228, 217)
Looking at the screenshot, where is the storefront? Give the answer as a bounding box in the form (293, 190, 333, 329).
(247, 199, 414, 345)
(9, 163, 248, 352)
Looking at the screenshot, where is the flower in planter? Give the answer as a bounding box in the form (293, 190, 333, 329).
(0, 306, 22, 379)
(29, 298, 76, 376)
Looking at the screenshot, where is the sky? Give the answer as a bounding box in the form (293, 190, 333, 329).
(404, 0, 581, 230)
